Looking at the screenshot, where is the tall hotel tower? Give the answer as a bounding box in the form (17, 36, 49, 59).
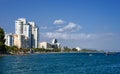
(15, 18, 39, 48)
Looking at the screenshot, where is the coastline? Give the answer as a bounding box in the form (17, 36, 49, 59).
(0, 51, 118, 56)
(0, 51, 120, 57)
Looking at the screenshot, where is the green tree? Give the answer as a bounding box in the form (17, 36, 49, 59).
(72, 48, 78, 51)
(33, 48, 45, 52)
(0, 27, 6, 54)
(52, 48, 61, 52)
(63, 46, 71, 52)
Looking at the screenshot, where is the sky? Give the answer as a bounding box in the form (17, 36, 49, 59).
(0, 0, 120, 51)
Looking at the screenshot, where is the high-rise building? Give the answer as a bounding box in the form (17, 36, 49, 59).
(14, 34, 26, 48)
(5, 33, 14, 46)
(15, 18, 27, 34)
(29, 22, 39, 48)
(15, 18, 39, 48)
(22, 24, 32, 48)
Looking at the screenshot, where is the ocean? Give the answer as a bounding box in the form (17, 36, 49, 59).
(0, 53, 120, 74)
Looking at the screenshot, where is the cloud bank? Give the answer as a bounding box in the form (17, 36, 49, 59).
(42, 32, 115, 41)
(42, 32, 96, 40)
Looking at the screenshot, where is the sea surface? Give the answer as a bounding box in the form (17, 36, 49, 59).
(0, 52, 120, 74)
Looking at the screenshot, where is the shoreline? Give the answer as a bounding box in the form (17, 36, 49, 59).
(0, 51, 119, 56)
(0, 52, 113, 56)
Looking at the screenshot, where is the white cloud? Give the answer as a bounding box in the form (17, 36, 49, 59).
(43, 32, 95, 40)
(42, 32, 115, 41)
(56, 22, 82, 32)
(53, 19, 65, 25)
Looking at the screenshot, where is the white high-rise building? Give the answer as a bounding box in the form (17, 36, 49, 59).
(29, 22, 39, 48)
(22, 24, 32, 48)
(15, 18, 27, 34)
(15, 18, 39, 48)
(5, 33, 14, 46)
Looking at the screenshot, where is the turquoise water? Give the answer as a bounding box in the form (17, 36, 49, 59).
(0, 53, 120, 74)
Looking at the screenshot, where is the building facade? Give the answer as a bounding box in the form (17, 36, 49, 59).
(39, 42, 52, 49)
(5, 18, 39, 49)
(29, 22, 39, 48)
(14, 18, 39, 48)
(13, 34, 26, 48)
(5, 33, 14, 46)
(39, 39, 61, 49)
(51, 38, 61, 49)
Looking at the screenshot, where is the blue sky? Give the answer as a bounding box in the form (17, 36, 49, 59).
(0, 0, 120, 51)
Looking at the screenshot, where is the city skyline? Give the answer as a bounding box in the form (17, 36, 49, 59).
(15, 18, 39, 48)
(5, 18, 39, 49)
(0, 0, 120, 51)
